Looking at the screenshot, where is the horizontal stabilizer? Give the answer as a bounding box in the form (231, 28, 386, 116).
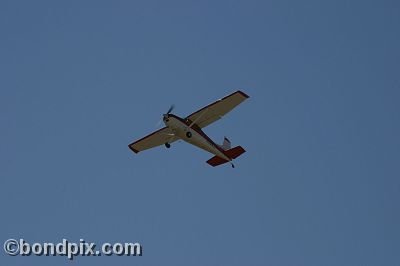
(206, 146, 246, 167)
(225, 146, 246, 159)
(207, 156, 229, 167)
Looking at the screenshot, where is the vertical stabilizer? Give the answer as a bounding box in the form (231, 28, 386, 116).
(221, 136, 231, 150)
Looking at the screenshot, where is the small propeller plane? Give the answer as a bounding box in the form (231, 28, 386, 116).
(128, 90, 249, 168)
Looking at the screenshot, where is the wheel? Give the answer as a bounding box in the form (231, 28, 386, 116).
(165, 143, 171, 148)
(186, 131, 192, 138)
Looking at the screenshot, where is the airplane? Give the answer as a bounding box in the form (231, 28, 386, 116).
(128, 90, 249, 168)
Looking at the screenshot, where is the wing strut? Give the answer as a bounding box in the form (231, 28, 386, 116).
(189, 108, 208, 128)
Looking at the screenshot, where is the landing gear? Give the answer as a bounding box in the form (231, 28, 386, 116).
(231, 163, 235, 168)
(165, 143, 171, 148)
(186, 131, 192, 138)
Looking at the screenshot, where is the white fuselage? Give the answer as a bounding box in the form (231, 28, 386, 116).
(164, 115, 231, 161)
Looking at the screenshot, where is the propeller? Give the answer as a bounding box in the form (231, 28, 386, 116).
(163, 104, 175, 119)
(156, 104, 175, 127)
(165, 104, 175, 115)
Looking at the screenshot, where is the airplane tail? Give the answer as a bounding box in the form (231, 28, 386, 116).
(206, 146, 246, 167)
(220, 136, 231, 150)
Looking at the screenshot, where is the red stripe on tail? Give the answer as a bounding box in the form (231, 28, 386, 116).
(206, 146, 246, 167)
(207, 156, 229, 167)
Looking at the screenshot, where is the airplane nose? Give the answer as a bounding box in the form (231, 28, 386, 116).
(163, 114, 169, 122)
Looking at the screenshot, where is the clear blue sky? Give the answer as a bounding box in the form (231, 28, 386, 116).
(1, 1, 399, 265)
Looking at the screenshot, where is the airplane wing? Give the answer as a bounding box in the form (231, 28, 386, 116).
(186, 90, 249, 129)
(128, 127, 178, 153)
